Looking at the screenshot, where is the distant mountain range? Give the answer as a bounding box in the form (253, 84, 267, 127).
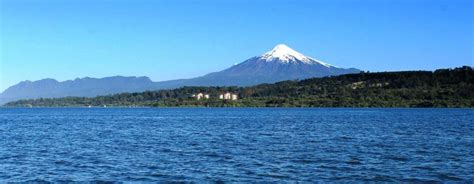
(0, 44, 360, 104)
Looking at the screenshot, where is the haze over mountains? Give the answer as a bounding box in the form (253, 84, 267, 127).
(0, 44, 360, 104)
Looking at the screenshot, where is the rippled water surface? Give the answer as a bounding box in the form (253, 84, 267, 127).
(0, 108, 473, 182)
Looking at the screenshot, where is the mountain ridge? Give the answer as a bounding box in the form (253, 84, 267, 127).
(0, 44, 360, 104)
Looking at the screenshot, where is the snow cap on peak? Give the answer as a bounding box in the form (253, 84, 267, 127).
(263, 44, 306, 61)
(260, 44, 332, 67)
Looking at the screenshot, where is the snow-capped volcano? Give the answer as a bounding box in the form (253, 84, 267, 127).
(260, 44, 332, 67)
(170, 44, 361, 86)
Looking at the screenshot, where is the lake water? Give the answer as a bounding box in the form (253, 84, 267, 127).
(0, 108, 473, 182)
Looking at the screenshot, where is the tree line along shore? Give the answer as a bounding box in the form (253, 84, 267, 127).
(4, 66, 473, 108)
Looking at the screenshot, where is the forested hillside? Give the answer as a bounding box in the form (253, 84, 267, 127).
(4, 66, 473, 108)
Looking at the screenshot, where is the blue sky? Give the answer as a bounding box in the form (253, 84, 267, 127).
(1, 0, 473, 92)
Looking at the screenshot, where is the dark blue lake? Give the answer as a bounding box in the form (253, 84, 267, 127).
(0, 108, 473, 182)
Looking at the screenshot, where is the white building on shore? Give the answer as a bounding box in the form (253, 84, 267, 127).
(219, 92, 238, 100)
(192, 93, 209, 100)
(192, 92, 238, 100)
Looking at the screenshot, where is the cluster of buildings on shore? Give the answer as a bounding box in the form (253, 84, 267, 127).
(192, 92, 238, 101)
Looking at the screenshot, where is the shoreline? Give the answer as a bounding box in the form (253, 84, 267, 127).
(1, 106, 473, 109)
